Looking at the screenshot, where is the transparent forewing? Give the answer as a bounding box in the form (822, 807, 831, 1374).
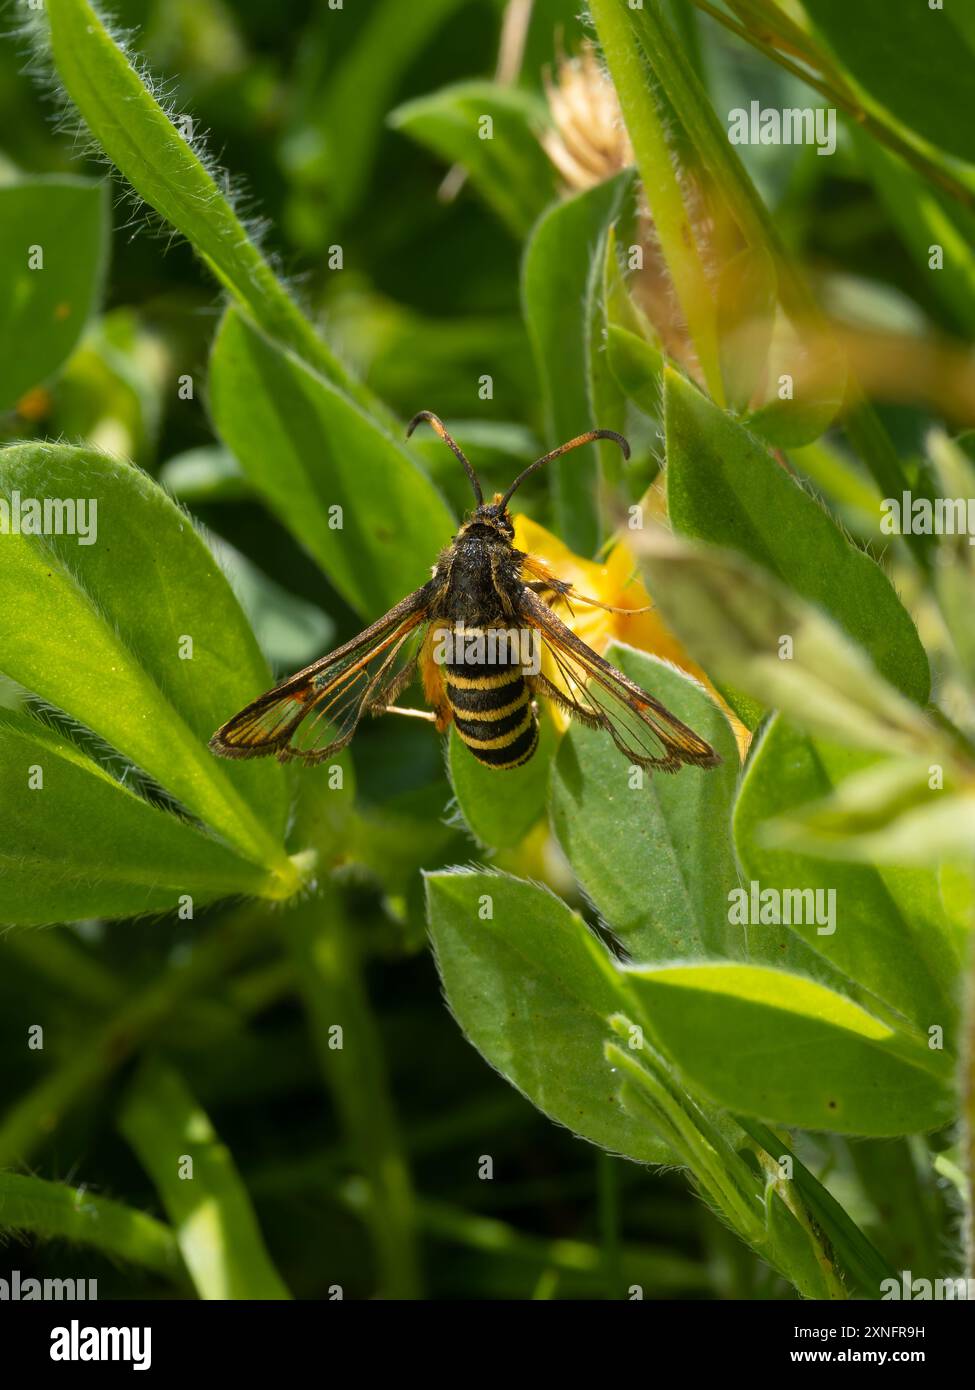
(521, 590, 719, 772)
(282, 620, 426, 762)
(210, 586, 432, 763)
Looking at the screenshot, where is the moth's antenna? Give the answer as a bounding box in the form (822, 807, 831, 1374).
(407, 410, 483, 505)
(499, 429, 630, 509)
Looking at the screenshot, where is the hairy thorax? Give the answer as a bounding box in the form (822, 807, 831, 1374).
(433, 530, 524, 624)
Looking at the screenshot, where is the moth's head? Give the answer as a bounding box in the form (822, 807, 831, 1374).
(465, 495, 515, 541)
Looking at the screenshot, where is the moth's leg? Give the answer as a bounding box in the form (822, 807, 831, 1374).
(383, 705, 437, 722)
(520, 553, 650, 615)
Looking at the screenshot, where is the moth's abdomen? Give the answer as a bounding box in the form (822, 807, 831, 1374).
(445, 662, 538, 769)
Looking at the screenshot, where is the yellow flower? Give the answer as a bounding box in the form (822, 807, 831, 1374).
(513, 513, 750, 759)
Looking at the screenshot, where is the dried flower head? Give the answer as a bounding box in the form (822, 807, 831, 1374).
(541, 41, 634, 191)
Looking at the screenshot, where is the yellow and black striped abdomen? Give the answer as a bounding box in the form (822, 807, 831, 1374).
(445, 660, 538, 769)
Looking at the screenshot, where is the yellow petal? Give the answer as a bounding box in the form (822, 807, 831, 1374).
(513, 514, 751, 759)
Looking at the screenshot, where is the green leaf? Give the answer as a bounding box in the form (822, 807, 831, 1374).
(0, 1170, 182, 1281)
(734, 717, 962, 1032)
(448, 707, 556, 851)
(0, 442, 297, 892)
(785, 439, 884, 542)
(716, 246, 777, 412)
(761, 1186, 846, 1300)
(41, 0, 375, 413)
(119, 1058, 290, 1299)
(522, 170, 635, 554)
(760, 754, 975, 868)
(590, 232, 632, 497)
(0, 176, 107, 411)
(636, 533, 937, 757)
(625, 962, 954, 1136)
(606, 324, 664, 420)
(209, 307, 455, 617)
(327, 293, 537, 427)
(389, 82, 557, 238)
(664, 367, 930, 704)
(588, 0, 723, 403)
(551, 646, 742, 962)
(425, 868, 676, 1164)
(803, 0, 975, 165)
(780, 794, 975, 870)
(0, 708, 284, 925)
(745, 386, 845, 450)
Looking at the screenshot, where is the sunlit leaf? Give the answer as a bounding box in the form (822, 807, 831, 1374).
(664, 367, 930, 704)
(426, 868, 676, 1164)
(0, 441, 297, 892)
(626, 961, 954, 1136)
(551, 647, 742, 962)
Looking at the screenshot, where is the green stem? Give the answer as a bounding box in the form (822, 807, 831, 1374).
(284, 886, 421, 1299)
(607, 1, 917, 549)
(0, 905, 268, 1168)
(740, 1118, 896, 1296)
(2, 928, 123, 1012)
(119, 1058, 291, 1299)
(337, 1179, 709, 1295)
(0, 1171, 184, 1282)
(606, 1036, 764, 1243)
(589, 0, 725, 404)
(691, 0, 975, 211)
(626, 0, 817, 327)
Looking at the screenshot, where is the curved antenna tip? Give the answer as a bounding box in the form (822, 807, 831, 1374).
(406, 410, 483, 504)
(406, 410, 436, 439)
(596, 428, 631, 460)
(498, 426, 632, 509)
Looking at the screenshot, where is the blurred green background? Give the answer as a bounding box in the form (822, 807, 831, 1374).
(0, 0, 967, 1300)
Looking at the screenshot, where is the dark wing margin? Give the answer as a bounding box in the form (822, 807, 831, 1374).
(520, 588, 720, 773)
(210, 583, 434, 764)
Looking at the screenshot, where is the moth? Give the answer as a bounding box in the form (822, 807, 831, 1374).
(210, 412, 720, 774)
